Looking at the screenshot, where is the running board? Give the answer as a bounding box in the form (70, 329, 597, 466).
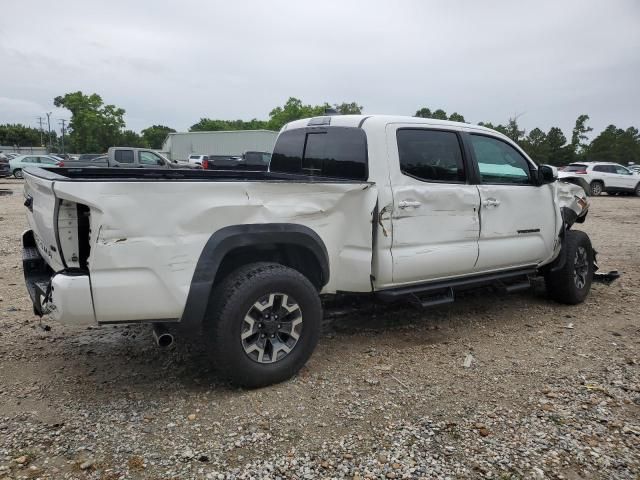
(377, 268, 537, 306)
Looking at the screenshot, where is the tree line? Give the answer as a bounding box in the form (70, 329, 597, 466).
(1, 91, 638, 166)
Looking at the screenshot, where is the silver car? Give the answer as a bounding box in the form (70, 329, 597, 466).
(9, 155, 63, 179)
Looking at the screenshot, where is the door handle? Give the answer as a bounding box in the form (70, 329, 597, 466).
(398, 200, 421, 209)
(482, 198, 501, 207)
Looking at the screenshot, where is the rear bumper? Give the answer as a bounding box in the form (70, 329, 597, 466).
(22, 230, 95, 326)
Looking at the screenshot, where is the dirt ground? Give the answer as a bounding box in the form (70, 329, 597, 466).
(0, 177, 638, 480)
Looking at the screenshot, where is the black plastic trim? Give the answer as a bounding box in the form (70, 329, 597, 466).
(376, 266, 537, 301)
(181, 224, 330, 328)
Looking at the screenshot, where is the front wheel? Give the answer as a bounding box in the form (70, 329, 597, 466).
(545, 230, 594, 305)
(13, 169, 23, 179)
(589, 181, 603, 196)
(205, 262, 321, 388)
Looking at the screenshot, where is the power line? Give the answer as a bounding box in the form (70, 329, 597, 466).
(36, 116, 45, 146)
(58, 119, 67, 155)
(45, 112, 52, 152)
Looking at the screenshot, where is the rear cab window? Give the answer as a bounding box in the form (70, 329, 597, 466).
(396, 129, 466, 183)
(270, 127, 368, 180)
(114, 150, 134, 164)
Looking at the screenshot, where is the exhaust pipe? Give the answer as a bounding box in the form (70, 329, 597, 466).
(152, 323, 174, 348)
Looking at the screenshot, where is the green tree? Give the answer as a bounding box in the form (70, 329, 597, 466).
(119, 130, 146, 147)
(414, 107, 432, 118)
(53, 92, 125, 153)
(0, 124, 53, 147)
(432, 109, 448, 120)
(335, 102, 363, 114)
(521, 127, 549, 164)
(190, 118, 268, 132)
(587, 125, 640, 164)
(448, 112, 466, 123)
(266, 97, 329, 130)
(571, 114, 593, 159)
(141, 125, 176, 149)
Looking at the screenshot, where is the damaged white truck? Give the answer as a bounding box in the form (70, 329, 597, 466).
(22, 115, 609, 387)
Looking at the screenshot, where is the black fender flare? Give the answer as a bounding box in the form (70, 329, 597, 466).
(180, 223, 329, 327)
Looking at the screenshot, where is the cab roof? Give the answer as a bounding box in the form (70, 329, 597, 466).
(282, 114, 503, 136)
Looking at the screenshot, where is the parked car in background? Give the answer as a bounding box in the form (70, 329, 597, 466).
(628, 163, 640, 175)
(77, 153, 104, 162)
(9, 155, 63, 178)
(201, 151, 271, 171)
(61, 148, 201, 169)
(188, 154, 208, 165)
(559, 162, 640, 196)
(0, 155, 10, 177)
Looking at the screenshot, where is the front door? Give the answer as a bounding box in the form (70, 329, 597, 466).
(467, 134, 557, 271)
(386, 126, 481, 285)
(612, 164, 638, 190)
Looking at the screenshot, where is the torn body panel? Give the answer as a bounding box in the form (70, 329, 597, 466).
(50, 179, 378, 323)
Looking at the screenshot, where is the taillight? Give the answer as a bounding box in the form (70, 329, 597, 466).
(202, 159, 209, 169)
(57, 161, 64, 167)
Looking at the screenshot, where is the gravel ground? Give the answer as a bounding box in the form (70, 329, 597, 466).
(0, 177, 638, 480)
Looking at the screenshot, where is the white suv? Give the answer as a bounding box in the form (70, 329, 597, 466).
(559, 162, 640, 196)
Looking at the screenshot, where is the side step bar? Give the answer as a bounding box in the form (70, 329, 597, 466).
(377, 268, 536, 308)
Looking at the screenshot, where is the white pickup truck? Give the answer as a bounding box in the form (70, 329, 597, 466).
(22, 114, 599, 387)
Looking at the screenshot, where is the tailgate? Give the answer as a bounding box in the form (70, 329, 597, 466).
(24, 170, 65, 271)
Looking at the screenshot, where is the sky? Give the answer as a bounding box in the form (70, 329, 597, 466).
(0, 0, 639, 140)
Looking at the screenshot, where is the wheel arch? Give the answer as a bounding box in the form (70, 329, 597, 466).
(180, 224, 329, 327)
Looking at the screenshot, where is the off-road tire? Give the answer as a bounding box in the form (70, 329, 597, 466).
(13, 169, 23, 179)
(205, 262, 321, 388)
(545, 230, 594, 305)
(589, 181, 603, 196)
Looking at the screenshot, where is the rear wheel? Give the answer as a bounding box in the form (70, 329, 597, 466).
(545, 230, 594, 305)
(13, 169, 23, 179)
(589, 181, 603, 196)
(205, 262, 321, 388)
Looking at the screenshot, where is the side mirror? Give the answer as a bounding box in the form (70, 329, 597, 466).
(538, 164, 557, 184)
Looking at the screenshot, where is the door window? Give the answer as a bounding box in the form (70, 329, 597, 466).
(139, 151, 165, 166)
(469, 135, 532, 185)
(614, 165, 631, 175)
(40, 157, 57, 165)
(23, 156, 38, 163)
(114, 150, 134, 163)
(396, 129, 465, 182)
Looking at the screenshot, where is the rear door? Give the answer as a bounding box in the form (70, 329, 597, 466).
(386, 125, 481, 284)
(110, 149, 136, 167)
(467, 134, 556, 271)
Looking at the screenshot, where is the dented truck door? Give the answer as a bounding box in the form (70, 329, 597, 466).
(384, 125, 481, 286)
(466, 134, 557, 271)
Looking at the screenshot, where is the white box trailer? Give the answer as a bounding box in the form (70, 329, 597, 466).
(161, 130, 278, 161)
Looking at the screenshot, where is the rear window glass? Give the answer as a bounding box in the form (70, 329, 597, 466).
(189, 155, 201, 159)
(397, 129, 465, 182)
(114, 150, 134, 163)
(270, 127, 367, 180)
(564, 164, 588, 172)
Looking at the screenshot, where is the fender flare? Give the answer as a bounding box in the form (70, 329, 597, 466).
(180, 223, 329, 327)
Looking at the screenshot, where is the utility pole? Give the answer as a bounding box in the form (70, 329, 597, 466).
(58, 119, 67, 155)
(45, 112, 53, 152)
(36, 116, 45, 146)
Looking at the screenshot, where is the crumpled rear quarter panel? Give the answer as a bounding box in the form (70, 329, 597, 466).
(53, 180, 378, 323)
